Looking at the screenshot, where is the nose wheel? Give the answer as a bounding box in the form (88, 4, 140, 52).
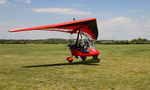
(66, 57, 74, 63)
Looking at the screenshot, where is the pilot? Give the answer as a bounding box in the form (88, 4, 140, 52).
(76, 42, 83, 50)
(82, 41, 89, 53)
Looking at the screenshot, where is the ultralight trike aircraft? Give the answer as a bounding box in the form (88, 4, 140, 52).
(9, 18, 100, 63)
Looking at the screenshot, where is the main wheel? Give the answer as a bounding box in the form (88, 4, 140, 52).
(93, 55, 98, 59)
(93, 55, 100, 63)
(81, 56, 86, 61)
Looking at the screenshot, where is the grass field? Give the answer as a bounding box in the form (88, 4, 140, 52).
(0, 44, 150, 90)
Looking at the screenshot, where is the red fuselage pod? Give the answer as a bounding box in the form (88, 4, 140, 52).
(71, 48, 100, 57)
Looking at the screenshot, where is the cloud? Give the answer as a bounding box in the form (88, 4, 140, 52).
(102, 17, 133, 27)
(32, 8, 91, 15)
(15, 0, 32, 4)
(0, 0, 7, 4)
(100, 17, 150, 40)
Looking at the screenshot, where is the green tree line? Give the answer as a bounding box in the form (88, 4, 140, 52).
(0, 38, 150, 44)
(95, 38, 150, 44)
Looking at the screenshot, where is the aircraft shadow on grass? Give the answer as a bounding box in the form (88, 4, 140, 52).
(22, 59, 100, 68)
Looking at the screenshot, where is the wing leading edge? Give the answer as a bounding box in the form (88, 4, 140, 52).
(9, 18, 99, 40)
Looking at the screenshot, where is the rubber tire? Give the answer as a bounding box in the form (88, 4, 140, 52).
(81, 56, 86, 61)
(68, 60, 73, 64)
(93, 55, 98, 59)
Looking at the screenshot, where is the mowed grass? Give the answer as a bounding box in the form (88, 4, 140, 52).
(0, 44, 150, 90)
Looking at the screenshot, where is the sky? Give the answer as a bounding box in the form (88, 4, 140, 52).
(0, 0, 150, 40)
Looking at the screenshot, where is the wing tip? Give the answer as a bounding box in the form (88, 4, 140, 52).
(9, 29, 23, 32)
(9, 30, 16, 32)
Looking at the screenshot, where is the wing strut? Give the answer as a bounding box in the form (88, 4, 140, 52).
(75, 30, 80, 47)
